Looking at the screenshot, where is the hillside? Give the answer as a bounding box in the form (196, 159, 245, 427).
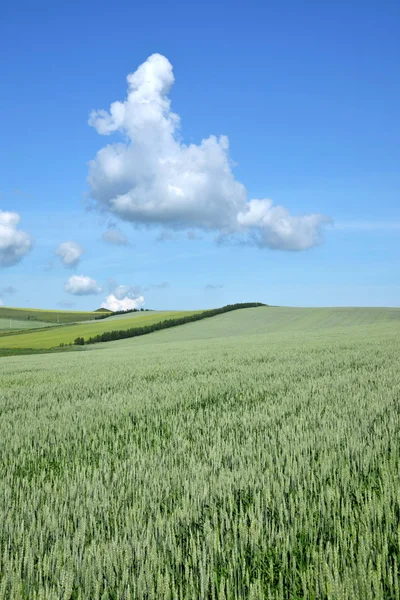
(1, 305, 399, 353)
(91, 306, 400, 349)
(0, 318, 60, 331)
(0, 309, 202, 350)
(0, 306, 102, 324)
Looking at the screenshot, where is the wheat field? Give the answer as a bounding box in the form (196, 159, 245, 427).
(0, 308, 399, 599)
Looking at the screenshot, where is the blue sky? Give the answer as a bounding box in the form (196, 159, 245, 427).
(1, 0, 399, 310)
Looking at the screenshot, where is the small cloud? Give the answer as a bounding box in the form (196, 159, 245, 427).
(0, 209, 33, 267)
(215, 232, 249, 248)
(101, 228, 129, 245)
(156, 231, 177, 243)
(102, 293, 145, 311)
(102, 281, 145, 311)
(64, 275, 102, 295)
(12, 189, 32, 199)
(144, 281, 169, 291)
(0, 285, 17, 295)
(57, 300, 76, 308)
(152, 281, 169, 289)
(107, 278, 141, 295)
(237, 199, 333, 251)
(56, 241, 84, 268)
(113, 283, 142, 299)
(187, 230, 202, 240)
(205, 283, 223, 290)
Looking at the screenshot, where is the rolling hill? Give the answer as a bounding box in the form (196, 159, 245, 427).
(0, 306, 102, 324)
(0, 318, 60, 331)
(0, 309, 202, 350)
(1, 305, 399, 354)
(89, 306, 400, 349)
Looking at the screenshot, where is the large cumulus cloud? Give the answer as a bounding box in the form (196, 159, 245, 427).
(88, 54, 331, 250)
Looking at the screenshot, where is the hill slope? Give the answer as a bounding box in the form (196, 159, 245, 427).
(0, 306, 101, 323)
(0, 310, 202, 350)
(92, 306, 400, 349)
(0, 318, 60, 331)
(1, 305, 399, 353)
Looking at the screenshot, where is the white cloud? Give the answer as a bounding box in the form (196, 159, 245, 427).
(56, 241, 84, 267)
(0, 209, 32, 266)
(102, 294, 145, 311)
(101, 228, 129, 245)
(237, 199, 332, 250)
(112, 284, 140, 299)
(64, 275, 102, 295)
(87, 53, 330, 251)
(101, 282, 145, 311)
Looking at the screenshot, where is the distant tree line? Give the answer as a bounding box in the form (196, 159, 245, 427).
(74, 303, 266, 346)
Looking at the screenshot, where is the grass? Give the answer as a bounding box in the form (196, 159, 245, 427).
(0, 306, 101, 324)
(0, 318, 59, 331)
(0, 310, 202, 350)
(0, 307, 399, 598)
(86, 306, 400, 348)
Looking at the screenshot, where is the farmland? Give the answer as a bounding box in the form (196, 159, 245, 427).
(1, 306, 399, 599)
(0, 306, 102, 324)
(0, 310, 201, 350)
(0, 317, 59, 331)
(103, 305, 400, 346)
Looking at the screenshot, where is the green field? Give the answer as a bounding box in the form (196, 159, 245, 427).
(0, 306, 101, 324)
(97, 306, 400, 347)
(0, 310, 201, 350)
(0, 317, 60, 331)
(1, 307, 399, 599)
